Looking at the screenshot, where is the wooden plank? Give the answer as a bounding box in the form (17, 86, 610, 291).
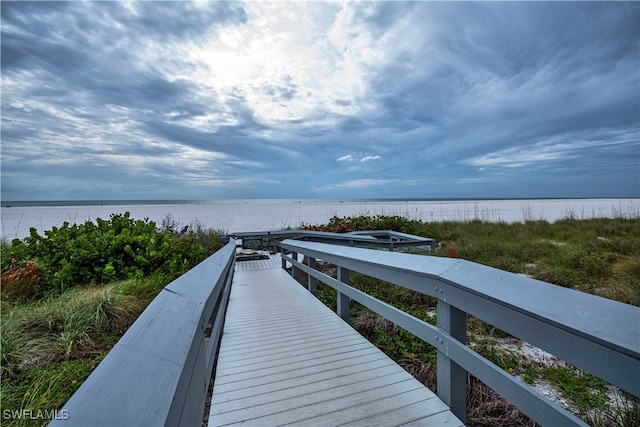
(212, 378, 422, 425)
(217, 334, 369, 369)
(211, 352, 391, 395)
(221, 311, 340, 336)
(217, 327, 357, 358)
(295, 389, 448, 426)
(214, 357, 396, 403)
(209, 263, 461, 427)
(214, 346, 380, 384)
(212, 369, 411, 415)
(400, 409, 467, 426)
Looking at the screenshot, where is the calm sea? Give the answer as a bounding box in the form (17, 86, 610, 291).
(1, 198, 638, 241)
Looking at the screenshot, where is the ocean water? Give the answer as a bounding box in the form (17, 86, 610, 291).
(1, 198, 638, 241)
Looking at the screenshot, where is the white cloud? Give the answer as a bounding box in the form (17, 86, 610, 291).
(465, 138, 574, 168)
(337, 154, 354, 162)
(337, 153, 381, 163)
(321, 179, 398, 190)
(467, 151, 564, 168)
(180, 1, 383, 129)
(360, 155, 381, 162)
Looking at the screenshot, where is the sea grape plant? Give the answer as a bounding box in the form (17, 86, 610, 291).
(1, 213, 206, 299)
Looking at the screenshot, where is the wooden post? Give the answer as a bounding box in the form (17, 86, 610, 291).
(437, 301, 467, 423)
(291, 252, 299, 281)
(308, 257, 317, 296)
(337, 267, 350, 322)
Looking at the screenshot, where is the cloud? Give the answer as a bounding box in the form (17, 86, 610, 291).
(1, 1, 638, 200)
(465, 129, 639, 171)
(337, 155, 354, 162)
(360, 155, 381, 162)
(466, 145, 569, 169)
(321, 179, 400, 190)
(336, 154, 381, 163)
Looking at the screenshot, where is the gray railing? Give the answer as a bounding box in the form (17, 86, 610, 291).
(222, 229, 435, 252)
(50, 240, 236, 426)
(281, 239, 640, 426)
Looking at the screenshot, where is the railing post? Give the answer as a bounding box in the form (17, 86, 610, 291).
(437, 300, 467, 423)
(337, 267, 350, 322)
(291, 252, 299, 281)
(308, 257, 317, 296)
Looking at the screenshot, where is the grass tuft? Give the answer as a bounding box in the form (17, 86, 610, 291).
(1, 275, 168, 426)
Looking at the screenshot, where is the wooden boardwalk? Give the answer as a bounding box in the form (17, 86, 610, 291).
(208, 255, 463, 426)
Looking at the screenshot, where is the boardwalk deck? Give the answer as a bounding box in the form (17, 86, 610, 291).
(208, 255, 462, 426)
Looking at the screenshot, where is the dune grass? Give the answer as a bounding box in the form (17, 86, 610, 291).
(0, 276, 174, 426)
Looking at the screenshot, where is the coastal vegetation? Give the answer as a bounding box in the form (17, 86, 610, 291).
(1, 213, 222, 426)
(1, 212, 638, 425)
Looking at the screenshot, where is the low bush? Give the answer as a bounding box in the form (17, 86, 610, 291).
(1, 213, 208, 299)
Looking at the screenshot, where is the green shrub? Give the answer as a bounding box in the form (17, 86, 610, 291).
(1, 213, 206, 298)
(304, 214, 422, 234)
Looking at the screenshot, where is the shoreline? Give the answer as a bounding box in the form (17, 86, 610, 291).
(2, 198, 639, 241)
(2, 196, 638, 208)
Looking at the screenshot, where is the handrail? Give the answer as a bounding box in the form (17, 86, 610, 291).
(281, 239, 640, 426)
(50, 240, 236, 426)
(221, 229, 436, 252)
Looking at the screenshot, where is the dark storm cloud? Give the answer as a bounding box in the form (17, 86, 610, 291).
(1, 1, 638, 200)
(1, 1, 243, 100)
(116, 1, 247, 40)
(345, 1, 638, 198)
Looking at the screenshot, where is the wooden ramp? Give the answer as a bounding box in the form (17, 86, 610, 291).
(208, 255, 463, 426)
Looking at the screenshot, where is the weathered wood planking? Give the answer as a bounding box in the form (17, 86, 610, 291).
(234, 254, 281, 271)
(209, 256, 462, 427)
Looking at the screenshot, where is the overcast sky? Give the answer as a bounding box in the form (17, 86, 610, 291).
(1, 1, 638, 201)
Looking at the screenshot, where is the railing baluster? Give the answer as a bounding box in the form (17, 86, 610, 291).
(437, 300, 467, 423)
(308, 257, 317, 295)
(337, 267, 350, 321)
(291, 251, 299, 281)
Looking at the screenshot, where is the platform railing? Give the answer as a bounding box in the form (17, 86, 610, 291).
(50, 240, 236, 426)
(222, 229, 436, 252)
(281, 239, 640, 426)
